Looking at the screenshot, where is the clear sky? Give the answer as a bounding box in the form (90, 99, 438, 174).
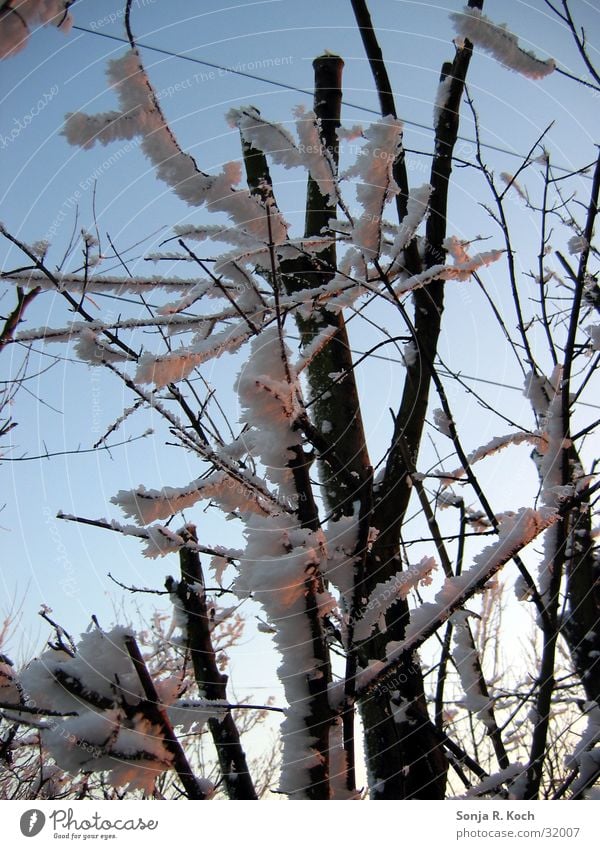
(0, 0, 598, 703)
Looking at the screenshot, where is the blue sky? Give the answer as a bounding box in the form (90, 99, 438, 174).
(0, 0, 598, 701)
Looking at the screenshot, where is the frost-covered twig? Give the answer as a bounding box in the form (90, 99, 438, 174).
(0, 226, 138, 361)
(522, 151, 600, 800)
(0, 285, 41, 349)
(358, 507, 556, 696)
(450, 5, 556, 78)
(452, 611, 510, 771)
(463, 90, 537, 372)
(56, 512, 241, 562)
(123, 634, 208, 800)
(0, 0, 73, 60)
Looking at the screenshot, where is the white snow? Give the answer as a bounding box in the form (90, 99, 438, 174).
(388, 184, 432, 270)
(433, 408, 453, 437)
(0, 0, 72, 59)
(440, 430, 545, 487)
(229, 106, 302, 169)
(235, 326, 304, 496)
(0, 656, 20, 704)
(393, 239, 503, 295)
(321, 514, 359, 599)
(294, 105, 339, 206)
(294, 326, 338, 373)
(456, 763, 525, 798)
(403, 340, 418, 367)
(358, 508, 555, 691)
(451, 611, 495, 727)
(344, 116, 403, 259)
(168, 698, 229, 733)
(73, 328, 130, 366)
(5, 268, 201, 295)
(337, 124, 363, 141)
(525, 367, 572, 601)
(174, 222, 260, 249)
(44, 709, 172, 793)
(20, 627, 141, 714)
(450, 6, 556, 79)
(141, 524, 187, 559)
(571, 748, 600, 798)
(63, 50, 288, 244)
(111, 470, 270, 526)
(328, 717, 360, 799)
(433, 75, 453, 127)
(354, 557, 437, 641)
(15, 626, 214, 792)
(565, 702, 600, 796)
(234, 516, 334, 797)
(586, 324, 600, 351)
(568, 235, 589, 255)
(500, 172, 527, 201)
(523, 370, 554, 418)
(135, 322, 251, 387)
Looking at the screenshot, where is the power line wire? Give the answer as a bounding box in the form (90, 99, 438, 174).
(71, 24, 587, 176)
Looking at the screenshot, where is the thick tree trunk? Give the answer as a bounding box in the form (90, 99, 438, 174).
(168, 528, 258, 799)
(281, 55, 371, 518)
(349, 0, 485, 799)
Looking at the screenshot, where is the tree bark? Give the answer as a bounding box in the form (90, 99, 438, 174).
(280, 55, 371, 518)
(168, 527, 258, 799)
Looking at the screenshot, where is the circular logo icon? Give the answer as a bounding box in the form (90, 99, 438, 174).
(20, 810, 46, 837)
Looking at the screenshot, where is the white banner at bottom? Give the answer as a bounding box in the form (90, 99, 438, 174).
(3, 799, 599, 847)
